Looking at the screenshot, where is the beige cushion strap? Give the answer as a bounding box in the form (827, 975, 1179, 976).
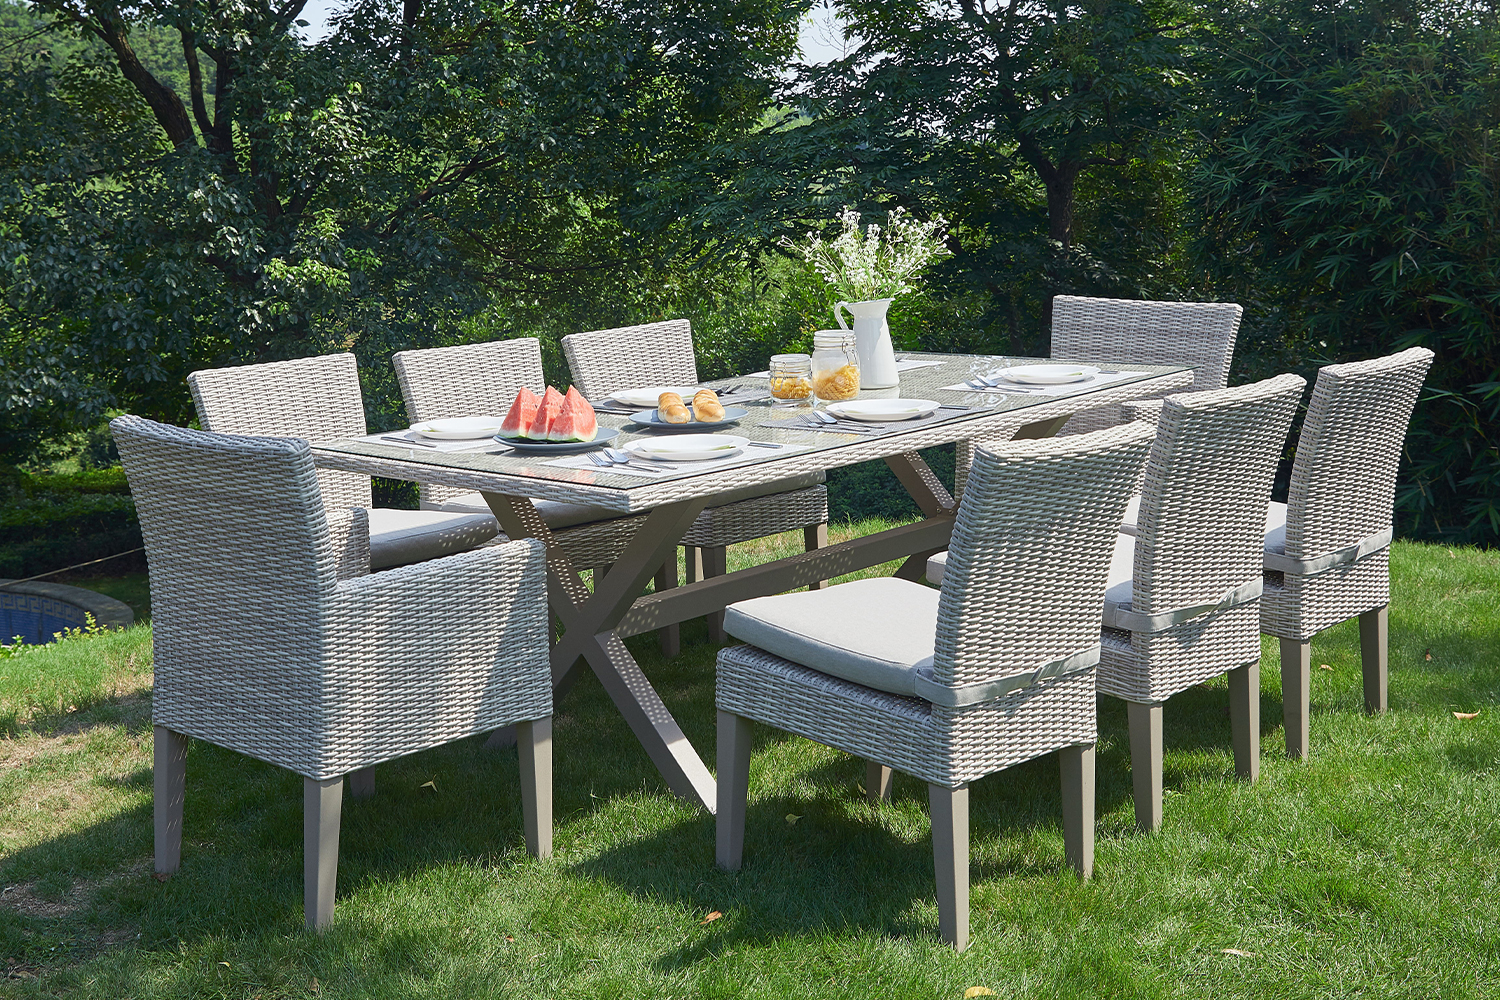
(1104, 575, 1263, 634)
(1264, 526, 1393, 577)
(914, 644, 1101, 708)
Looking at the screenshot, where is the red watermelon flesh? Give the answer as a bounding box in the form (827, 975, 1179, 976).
(499, 387, 541, 438)
(531, 386, 566, 440)
(548, 386, 599, 442)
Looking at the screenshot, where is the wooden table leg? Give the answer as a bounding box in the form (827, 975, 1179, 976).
(484, 493, 717, 811)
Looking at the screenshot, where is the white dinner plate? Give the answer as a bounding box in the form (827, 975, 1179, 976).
(825, 399, 940, 422)
(999, 364, 1099, 385)
(410, 416, 509, 440)
(624, 434, 749, 462)
(609, 385, 702, 409)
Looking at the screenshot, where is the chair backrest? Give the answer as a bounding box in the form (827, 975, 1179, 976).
(930, 423, 1155, 691)
(561, 319, 697, 399)
(1285, 346, 1434, 560)
(187, 353, 372, 511)
(392, 337, 547, 505)
(111, 415, 336, 664)
(1132, 373, 1305, 616)
(1051, 296, 1243, 393)
(393, 337, 546, 423)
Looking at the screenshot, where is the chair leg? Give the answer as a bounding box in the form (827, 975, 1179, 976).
(1280, 638, 1311, 759)
(1360, 605, 1389, 714)
(655, 558, 680, 658)
(702, 546, 729, 643)
(865, 760, 893, 803)
(517, 717, 553, 860)
(1228, 661, 1260, 781)
(347, 767, 376, 799)
(1127, 701, 1164, 832)
(1059, 743, 1095, 879)
(716, 710, 753, 871)
(154, 726, 187, 875)
(804, 523, 829, 590)
(304, 776, 343, 931)
(928, 783, 970, 952)
(684, 546, 702, 584)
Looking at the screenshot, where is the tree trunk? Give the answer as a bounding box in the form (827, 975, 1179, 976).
(1044, 166, 1080, 247)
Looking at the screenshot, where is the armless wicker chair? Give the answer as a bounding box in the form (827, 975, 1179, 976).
(1262, 347, 1433, 757)
(113, 415, 553, 930)
(1050, 295, 1244, 436)
(562, 319, 830, 644)
(716, 423, 1155, 952)
(188, 353, 500, 571)
(1090, 374, 1304, 832)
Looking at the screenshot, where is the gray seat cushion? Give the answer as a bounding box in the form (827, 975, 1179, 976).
(1102, 530, 1137, 611)
(723, 577, 939, 698)
(926, 549, 948, 586)
(366, 507, 500, 570)
(424, 471, 827, 530)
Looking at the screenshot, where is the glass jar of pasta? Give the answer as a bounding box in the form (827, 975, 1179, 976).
(811, 330, 860, 402)
(768, 354, 814, 407)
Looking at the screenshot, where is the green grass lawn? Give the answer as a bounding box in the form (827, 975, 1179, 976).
(0, 531, 1496, 998)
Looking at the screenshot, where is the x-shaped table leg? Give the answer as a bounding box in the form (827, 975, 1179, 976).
(484, 493, 717, 811)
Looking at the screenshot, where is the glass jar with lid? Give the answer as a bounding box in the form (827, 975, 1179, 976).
(810, 330, 860, 402)
(768, 353, 814, 407)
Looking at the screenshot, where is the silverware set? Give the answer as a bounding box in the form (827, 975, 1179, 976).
(585, 448, 677, 472)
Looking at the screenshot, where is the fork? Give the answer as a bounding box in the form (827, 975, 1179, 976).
(606, 447, 676, 472)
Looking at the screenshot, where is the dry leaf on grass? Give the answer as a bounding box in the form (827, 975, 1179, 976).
(419, 779, 437, 792)
(785, 813, 801, 825)
(1454, 711, 1481, 720)
(1424, 649, 1433, 661)
(218, 962, 230, 968)
(700, 911, 722, 924)
(1319, 663, 1333, 671)
(964, 988, 998, 998)
(1221, 948, 1257, 958)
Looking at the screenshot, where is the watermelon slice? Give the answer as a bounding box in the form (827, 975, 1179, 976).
(498, 387, 541, 439)
(530, 386, 566, 440)
(547, 386, 599, 442)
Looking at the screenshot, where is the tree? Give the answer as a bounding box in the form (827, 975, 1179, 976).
(0, 0, 803, 461)
(1193, 0, 1500, 544)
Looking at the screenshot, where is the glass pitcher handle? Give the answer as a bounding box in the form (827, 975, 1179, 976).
(834, 301, 852, 329)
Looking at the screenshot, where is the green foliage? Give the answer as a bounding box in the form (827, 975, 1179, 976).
(1194, 0, 1500, 544)
(0, 468, 140, 579)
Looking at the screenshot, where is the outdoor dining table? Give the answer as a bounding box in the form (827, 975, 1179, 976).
(311, 353, 1194, 812)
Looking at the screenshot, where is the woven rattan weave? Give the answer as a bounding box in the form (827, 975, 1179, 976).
(716, 424, 1155, 951)
(113, 415, 553, 929)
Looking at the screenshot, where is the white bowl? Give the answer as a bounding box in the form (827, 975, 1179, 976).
(825, 399, 940, 422)
(624, 434, 749, 462)
(998, 364, 1099, 385)
(410, 416, 508, 440)
(608, 385, 702, 409)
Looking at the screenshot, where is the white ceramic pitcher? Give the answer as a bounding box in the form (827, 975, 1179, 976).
(834, 297, 900, 388)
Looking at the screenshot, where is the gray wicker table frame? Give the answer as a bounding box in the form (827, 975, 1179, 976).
(313, 356, 1193, 811)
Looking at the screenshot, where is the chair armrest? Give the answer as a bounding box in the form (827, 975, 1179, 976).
(1121, 398, 1166, 430)
(326, 507, 370, 580)
(319, 537, 551, 775)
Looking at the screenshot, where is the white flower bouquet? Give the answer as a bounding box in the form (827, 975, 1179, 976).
(783, 206, 951, 301)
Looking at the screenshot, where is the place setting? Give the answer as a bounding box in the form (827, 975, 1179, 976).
(591, 383, 771, 415)
(772, 398, 974, 435)
(939, 363, 1143, 396)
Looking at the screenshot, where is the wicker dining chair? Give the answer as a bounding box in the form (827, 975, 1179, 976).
(716, 423, 1155, 952)
(188, 353, 500, 571)
(113, 415, 553, 930)
(1090, 374, 1304, 832)
(562, 319, 830, 644)
(1050, 295, 1244, 436)
(1261, 347, 1433, 757)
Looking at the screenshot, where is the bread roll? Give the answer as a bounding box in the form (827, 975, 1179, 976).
(658, 391, 692, 423)
(692, 389, 725, 421)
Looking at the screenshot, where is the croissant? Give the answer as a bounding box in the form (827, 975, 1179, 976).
(658, 391, 692, 423)
(692, 389, 725, 422)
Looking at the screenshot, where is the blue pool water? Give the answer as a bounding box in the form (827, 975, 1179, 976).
(0, 591, 90, 646)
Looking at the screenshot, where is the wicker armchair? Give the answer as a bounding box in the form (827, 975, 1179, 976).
(562, 319, 830, 644)
(113, 416, 552, 930)
(716, 424, 1155, 952)
(1093, 374, 1304, 832)
(188, 353, 500, 571)
(1050, 295, 1243, 436)
(1262, 347, 1433, 757)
